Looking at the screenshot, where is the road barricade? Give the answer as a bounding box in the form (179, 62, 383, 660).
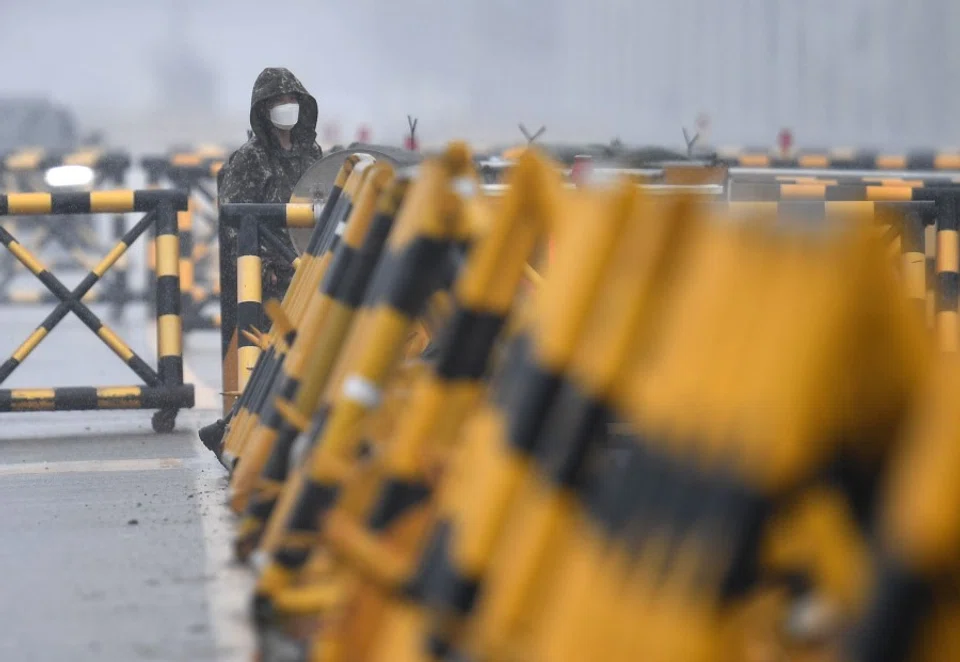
(718, 147, 960, 170)
(142, 148, 227, 332)
(201, 144, 960, 662)
(0, 189, 193, 432)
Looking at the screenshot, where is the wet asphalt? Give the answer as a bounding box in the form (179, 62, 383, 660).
(0, 296, 249, 662)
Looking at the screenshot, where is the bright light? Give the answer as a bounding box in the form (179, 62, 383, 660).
(44, 165, 95, 188)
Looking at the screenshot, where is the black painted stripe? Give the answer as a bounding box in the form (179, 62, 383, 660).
(382, 237, 452, 317)
(133, 190, 189, 213)
(533, 380, 606, 488)
(155, 275, 181, 316)
(936, 272, 960, 312)
(433, 308, 506, 380)
(236, 302, 262, 347)
(367, 478, 431, 531)
(158, 356, 184, 386)
(848, 555, 933, 662)
(130, 355, 162, 387)
(905, 153, 937, 171)
(53, 387, 99, 410)
(50, 193, 93, 214)
(321, 243, 357, 299)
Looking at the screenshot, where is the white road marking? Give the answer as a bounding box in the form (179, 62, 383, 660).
(0, 457, 183, 477)
(144, 323, 256, 661)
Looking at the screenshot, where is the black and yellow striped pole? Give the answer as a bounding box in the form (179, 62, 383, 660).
(935, 195, 959, 352)
(153, 196, 186, 431)
(230, 164, 399, 528)
(239, 169, 415, 561)
(206, 157, 364, 460)
(252, 144, 475, 617)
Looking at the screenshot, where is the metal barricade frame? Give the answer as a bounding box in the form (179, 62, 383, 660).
(0, 189, 193, 432)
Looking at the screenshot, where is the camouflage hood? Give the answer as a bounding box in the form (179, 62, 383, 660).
(249, 67, 318, 149)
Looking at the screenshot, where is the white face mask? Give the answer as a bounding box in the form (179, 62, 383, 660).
(269, 102, 299, 130)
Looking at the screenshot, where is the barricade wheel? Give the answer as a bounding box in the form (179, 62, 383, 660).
(152, 408, 178, 433)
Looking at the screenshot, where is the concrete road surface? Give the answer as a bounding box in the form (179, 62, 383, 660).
(0, 302, 252, 662)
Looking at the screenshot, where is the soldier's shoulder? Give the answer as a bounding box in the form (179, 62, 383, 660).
(224, 138, 269, 170)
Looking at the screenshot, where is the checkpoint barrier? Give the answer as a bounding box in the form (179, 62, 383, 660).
(217, 201, 318, 412)
(0, 189, 193, 432)
(725, 179, 960, 353)
(142, 150, 226, 333)
(717, 147, 960, 170)
(200, 145, 960, 661)
(0, 148, 138, 318)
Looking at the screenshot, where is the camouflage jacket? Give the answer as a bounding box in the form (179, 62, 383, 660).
(218, 67, 323, 275)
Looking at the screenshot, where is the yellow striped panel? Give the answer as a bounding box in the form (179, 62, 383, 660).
(10, 290, 42, 303)
(7, 193, 52, 215)
(157, 314, 183, 358)
(937, 230, 959, 273)
(147, 239, 156, 271)
(177, 208, 193, 231)
(5, 149, 44, 171)
(238, 345, 261, 391)
(93, 242, 129, 277)
(64, 150, 102, 167)
(90, 190, 135, 213)
(6, 241, 47, 275)
(237, 255, 262, 303)
(877, 154, 907, 170)
(171, 154, 203, 167)
(798, 154, 829, 168)
(740, 154, 771, 167)
(867, 186, 913, 201)
(935, 154, 960, 170)
(12, 327, 48, 362)
(96, 386, 141, 409)
(285, 204, 315, 228)
(97, 326, 135, 361)
(11, 388, 56, 411)
(155, 235, 180, 277)
(179, 259, 195, 289)
(937, 311, 959, 352)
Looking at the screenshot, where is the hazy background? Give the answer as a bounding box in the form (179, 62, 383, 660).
(1, 0, 957, 152)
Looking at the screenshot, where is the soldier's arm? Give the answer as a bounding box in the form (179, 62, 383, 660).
(217, 147, 268, 205)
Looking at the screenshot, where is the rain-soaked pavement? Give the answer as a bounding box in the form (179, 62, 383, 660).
(0, 298, 252, 662)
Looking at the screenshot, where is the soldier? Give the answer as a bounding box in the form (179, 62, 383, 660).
(202, 67, 322, 460)
(218, 66, 322, 302)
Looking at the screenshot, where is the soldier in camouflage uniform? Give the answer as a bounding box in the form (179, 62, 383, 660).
(202, 67, 322, 460)
(218, 66, 323, 303)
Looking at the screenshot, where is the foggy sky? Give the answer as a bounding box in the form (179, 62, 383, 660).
(0, 0, 957, 150)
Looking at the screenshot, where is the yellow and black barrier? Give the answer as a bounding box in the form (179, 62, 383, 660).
(228, 163, 401, 543)
(0, 189, 193, 432)
(142, 151, 226, 332)
(200, 144, 960, 662)
(718, 147, 960, 170)
(0, 148, 138, 318)
(727, 180, 960, 350)
(219, 202, 318, 398)
(195, 155, 373, 487)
